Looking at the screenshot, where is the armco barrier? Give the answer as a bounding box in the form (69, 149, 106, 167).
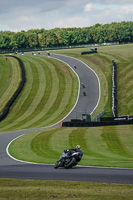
(62, 119, 133, 127)
(0, 56, 26, 122)
(81, 48, 97, 55)
(112, 60, 118, 117)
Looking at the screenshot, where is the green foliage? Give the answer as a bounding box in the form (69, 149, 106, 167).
(0, 21, 133, 50)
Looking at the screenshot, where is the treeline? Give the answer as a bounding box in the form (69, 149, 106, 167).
(0, 21, 133, 50)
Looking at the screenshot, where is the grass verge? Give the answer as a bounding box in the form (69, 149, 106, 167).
(9, 125, 133, 168)
(0, 179, 133, 200)
(0, 55, 78, 131)
(0, 56, 21, 114)
(49, 43, 133, 117)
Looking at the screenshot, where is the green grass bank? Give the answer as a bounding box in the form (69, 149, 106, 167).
(1, 44, 133, 168)
(0, 55, 78, 132)
(9, 125, 133, 168)
(0, 179, 133, 200)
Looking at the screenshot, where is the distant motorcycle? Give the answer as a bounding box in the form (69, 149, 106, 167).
(54, 151, 81, 169)
(82, 83, 85, 88)
(83, 91, 86, 96)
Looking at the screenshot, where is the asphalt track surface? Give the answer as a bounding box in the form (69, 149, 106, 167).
(0, 54, 133, 184)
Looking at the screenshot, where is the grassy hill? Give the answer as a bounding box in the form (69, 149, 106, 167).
(0, 55, 78, 132)
(0, 56, 21, 115)
(50, 43, 133, 117)
(1, 44, 133, 198)
(9, 125, 133, 168)
(5, 44, 133, 168)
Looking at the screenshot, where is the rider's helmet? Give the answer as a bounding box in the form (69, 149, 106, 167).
(76, 145, 81, 149)
(64, 149, 69, 153)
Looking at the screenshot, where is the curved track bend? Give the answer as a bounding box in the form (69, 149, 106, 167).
(0, 54, 133, 184)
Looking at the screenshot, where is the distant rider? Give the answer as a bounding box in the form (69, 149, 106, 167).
(82, 83, 85, 88)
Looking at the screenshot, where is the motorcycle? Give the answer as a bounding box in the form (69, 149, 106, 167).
(82, 84, 85, 88)
(54, 151, 81, 169)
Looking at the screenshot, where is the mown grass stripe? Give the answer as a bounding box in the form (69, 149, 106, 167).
(0, 57, 40, 130)
(9, 125, 133, 167)
(31, 129, 55, 158)
(7, 45, 133, 169)
(117, 61, 133, 116)
(0, 55, 78, 131)
(50, 127, 74, 153)
(0, 58, 34, 129)
(46, 65, 79, 126)
(22, 57, 75, 128)
(84, 127, 110, 159)
(9, 58, 46, 129)
(17, 57, 59, 129)
(0, 56, 12, 99)
(102, 126, 132, 158)
(69, 127, 108, 159)
(116, 125, 133, 156)
(0, 57, 21, 113)
(35, 59, 73, 127)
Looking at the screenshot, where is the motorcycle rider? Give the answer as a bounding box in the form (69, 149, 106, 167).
(82, 83, 85, 88)
(67, 145, 83, 161)
(58, 145, 83, 162)
(55, 146, 83, 168)
(58, 149, 69, 163)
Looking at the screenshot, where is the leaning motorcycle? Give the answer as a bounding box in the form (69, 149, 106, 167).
(54, 151, 81, 169)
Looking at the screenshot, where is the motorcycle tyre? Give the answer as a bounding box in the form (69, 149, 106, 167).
(54, 161, 61, 169)
(64, 157, 76, 169)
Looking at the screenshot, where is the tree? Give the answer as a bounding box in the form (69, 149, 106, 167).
(14, 32, 28, 48)
(0, 32, 11, 49)
(27, 32, 39, 48)
(0, 21, 133, 49)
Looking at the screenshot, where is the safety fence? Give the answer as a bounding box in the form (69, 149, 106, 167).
(0, 42, 119, 54)
(112, 60, 118, 117)
(62, 118, 133, 127)
(62, 60, 133, 127)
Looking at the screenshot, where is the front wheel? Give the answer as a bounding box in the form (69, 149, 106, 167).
(64, 157, 76, 169)
(54, 161, 61, 169)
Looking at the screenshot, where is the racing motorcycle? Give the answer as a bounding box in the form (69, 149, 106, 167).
(54, 151, 81, 169)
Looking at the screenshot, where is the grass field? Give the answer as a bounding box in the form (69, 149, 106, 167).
(0, 179, 133, 200)
(9, 125, 133, 168)
(0, 56, 21, 115)
(1, 44, 133, 168)
(50, 43, 133, 117)
(1, 44, 133, 131)
(0, 55, 78, 131)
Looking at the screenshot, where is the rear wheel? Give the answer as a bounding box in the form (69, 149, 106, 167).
(64, 157, 76, 169)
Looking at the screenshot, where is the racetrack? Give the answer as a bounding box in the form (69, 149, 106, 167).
(0, 54, 133, 184)
(0, 163, 133, 184)
(50, 54, 100, 122)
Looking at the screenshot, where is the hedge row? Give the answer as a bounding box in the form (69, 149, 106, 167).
(0, 56, 26, 122)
